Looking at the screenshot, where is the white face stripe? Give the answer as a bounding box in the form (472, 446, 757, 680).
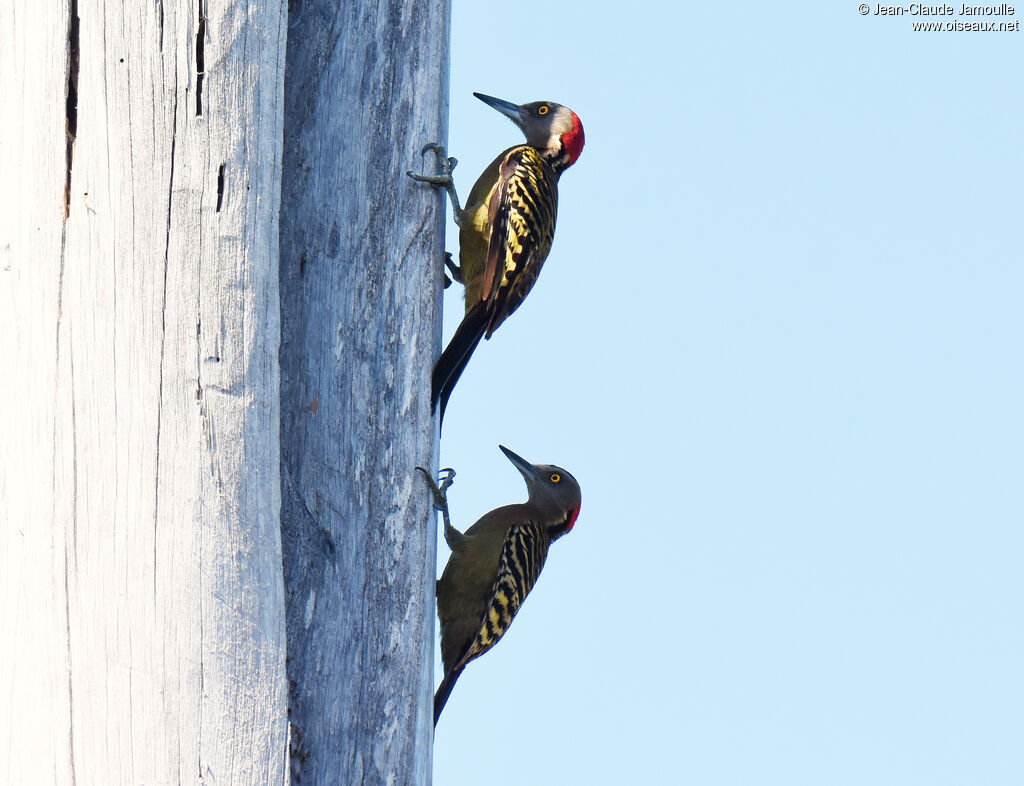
(542, 106, 576, 154)
(551, 106, 575, 136)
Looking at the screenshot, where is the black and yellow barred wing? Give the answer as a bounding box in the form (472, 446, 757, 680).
(453, 523, 551, 672)
(481, 146, 559, 338)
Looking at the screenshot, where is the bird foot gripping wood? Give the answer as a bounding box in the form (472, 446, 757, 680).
(415, 466, 464, 550)
(417, 466, 455, 506)
(443, 252, 462, 288)
(407, 143, 465, 229)
(408, 144, 465, 287)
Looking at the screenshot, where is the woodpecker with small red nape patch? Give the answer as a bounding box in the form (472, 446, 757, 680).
(417, 445, 582, 726)
(408, 92, 585, 426)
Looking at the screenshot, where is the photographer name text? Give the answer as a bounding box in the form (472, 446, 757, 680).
(870, 3, 1014, 14)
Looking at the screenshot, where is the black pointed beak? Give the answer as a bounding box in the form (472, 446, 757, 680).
(499, 445, 540, 482)
(474, 92, 527, 127)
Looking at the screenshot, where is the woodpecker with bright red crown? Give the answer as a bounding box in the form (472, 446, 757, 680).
(409, 92, 585, 426)
(417, 445, 582, 725)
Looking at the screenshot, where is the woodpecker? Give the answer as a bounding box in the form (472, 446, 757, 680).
(408, 92, 585, 425)
(417, 445, 582, 726)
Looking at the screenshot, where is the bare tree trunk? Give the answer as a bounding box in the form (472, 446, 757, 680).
(0, 1, 289, 783)
(278, 1, 450, 783)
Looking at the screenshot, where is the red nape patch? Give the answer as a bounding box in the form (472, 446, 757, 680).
(561, 111, 585, 167)
(566, 503, 582, 533)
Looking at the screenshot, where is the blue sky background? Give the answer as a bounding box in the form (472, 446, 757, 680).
(430, 2, 1022, 783)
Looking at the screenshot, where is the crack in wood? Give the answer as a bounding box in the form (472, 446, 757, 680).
(63, 539, 77, 786)
(60, 300, 80, 786)
(154, 93, 178, 599)
(216, 163, 225, 212)
(398, 211, 431, 272)
(63, 0, 79, 219)
(195, 0, 206, 116)
(195, 319, 203, 400)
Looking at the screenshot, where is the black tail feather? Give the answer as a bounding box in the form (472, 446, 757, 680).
(434, 667, 464, 726)
(432, 302, 489, 427)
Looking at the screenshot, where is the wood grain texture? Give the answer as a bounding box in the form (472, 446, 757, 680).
(279, 1, 450, 783)
(0, 1, 290, 783)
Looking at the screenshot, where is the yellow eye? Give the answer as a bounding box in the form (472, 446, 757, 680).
(537, 105, 549, 115)
(549, 473, 561, 483)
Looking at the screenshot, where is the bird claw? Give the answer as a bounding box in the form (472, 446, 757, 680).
(444, 252, 463, 285)
(407, 143, 459, 185)
(407, 143, 464, 228)
(436, 466, 456, 493)
(416, 466, 461, 545)
(419, 142, 458, 165)
(416, 466, 456, 512)
(405, 171, 454, 186)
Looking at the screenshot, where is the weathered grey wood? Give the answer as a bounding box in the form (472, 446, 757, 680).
(0, 1, 289, 783)
(279, 0, 450, 783)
